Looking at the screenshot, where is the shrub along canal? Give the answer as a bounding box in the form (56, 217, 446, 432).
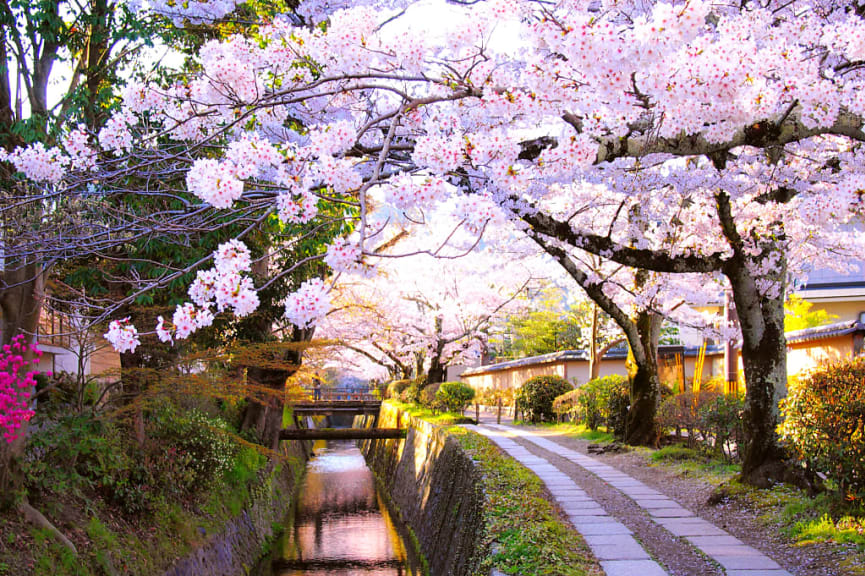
(254, 439, 424, 576)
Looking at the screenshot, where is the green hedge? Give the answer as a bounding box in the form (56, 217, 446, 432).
(780, 358, 865, 500)
(436, 381, 475, 413)
(553, 375, 628, 432)
(656, 390, 744, 461)
(515, 375, 573, 423)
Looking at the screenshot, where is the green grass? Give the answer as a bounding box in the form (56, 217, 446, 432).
(387, 401, 475, 426)
(518, 421, 616, 444)
(775, 491, 865, 549)
(645, 443, 740, 484)
(445, 426, 602, 576)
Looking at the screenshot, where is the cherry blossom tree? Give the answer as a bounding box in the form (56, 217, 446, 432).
(5, 0, 865, 484)
(316, 229, 535, 384)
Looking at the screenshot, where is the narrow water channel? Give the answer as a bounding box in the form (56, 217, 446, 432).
(256, 440, 424, 576)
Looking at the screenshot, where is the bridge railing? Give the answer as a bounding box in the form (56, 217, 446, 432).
(309, 387, 379, 402)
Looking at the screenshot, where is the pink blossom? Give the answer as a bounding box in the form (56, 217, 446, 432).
(0, 336, 39, 443)
(284, 278, 332, 329)
(186, 158, 244, 208)
(104, 318, 140, 353)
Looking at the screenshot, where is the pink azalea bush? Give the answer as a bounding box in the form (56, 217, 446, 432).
(0, 335, 44, 443)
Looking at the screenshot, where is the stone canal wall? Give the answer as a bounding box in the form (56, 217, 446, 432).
(359, 404, 487, 576)
(161, 441, 307, 576)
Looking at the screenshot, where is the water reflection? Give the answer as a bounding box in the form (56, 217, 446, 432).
(267, 440, 422, 576)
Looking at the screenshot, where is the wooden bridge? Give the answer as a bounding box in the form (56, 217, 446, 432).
(281, 386, 406, 441)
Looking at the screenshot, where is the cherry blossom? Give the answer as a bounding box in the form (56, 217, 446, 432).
(284, 278, 332, 329)
(104, 318, 141, 354)
(186, 159, 245, 209)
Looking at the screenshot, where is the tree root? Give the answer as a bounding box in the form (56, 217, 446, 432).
(18, 499, 78, 556)
(739, 459, 824, 495)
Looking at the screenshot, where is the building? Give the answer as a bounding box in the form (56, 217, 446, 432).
(461, 267, 865, 394)
(1, 307, 120, 381)
(460, 345, 724, 393)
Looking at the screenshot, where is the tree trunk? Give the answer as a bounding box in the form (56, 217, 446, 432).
(624, 310, 662, 446)
(427, 362, 445, 384)
(726, 260, 789, 486)
(0, 261, 45, 510)
(119, 350, 147, 445)
(525, 237, 663, 446)
(241, 361, 296, 450)
(425, 316, 446, 384)
(588, 304, 600, 381)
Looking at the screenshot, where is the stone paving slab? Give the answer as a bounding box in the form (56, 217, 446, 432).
(726, 571, 794, 576)
(569, 519, 634, 535)
(686, 535, 744, 547)
(714, 555, 782, 570)
(582, 534, 642, 547)
(600, 559, 668, 576)
(553, 494, 593, 502)
(656, 518, 728, 537)
(591, 541, 650, 560)
(483, 423, 795, 576)
(635, 499, 680, 508)
(556, 498, 603, 510)
(649, 507, 695, 518)
(566, 507, 609, 516)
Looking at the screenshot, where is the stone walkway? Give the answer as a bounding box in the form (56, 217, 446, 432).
(475, 423, 794, 576)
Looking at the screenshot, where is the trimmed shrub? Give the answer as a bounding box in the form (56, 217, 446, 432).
(516, 375, 573, 423)
(656, 390, 744, 460)
(386, 379, 411, 399)
(780, 358, 865, 500)
(603, 376, 631, 439)
(552, 375, 629, 433)
(656, 390, 718, 447)
(436, 381, 476, 413)
(699, 392, 744, 461)
(400, 383, 421, 403)
(552, 388, 581, 423)
(420, 381, 442, 408)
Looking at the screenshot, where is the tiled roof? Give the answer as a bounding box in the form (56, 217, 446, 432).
(786, 319, 865, 345)
(462, 344, 724, 377)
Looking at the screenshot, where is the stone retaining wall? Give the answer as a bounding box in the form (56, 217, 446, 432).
(359, 405, 487, 576)
(161, 442, 306, 576)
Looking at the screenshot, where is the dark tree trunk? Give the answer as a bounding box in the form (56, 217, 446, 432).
(241, 361, 296, 450)
(624, 311, 662, 446)
(0, 262, 45, 509)
(427, 343, 446, 385)
(425, 316, 446, 384)
(119, 349, 147, 446)
(427, 362, 445, 384)
(589, 304, 600, 381)
(726, 258, 789, 486)
(525, 236, 663, 446)
(239, 322, 314, 450)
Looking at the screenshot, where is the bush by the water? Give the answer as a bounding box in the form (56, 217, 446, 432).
(436, 381, 476, 413)
(516, 375, 573, 422)
(386, 379, 411, 399)
(420, 381, 441, 408)
(780, 358, 865, 500)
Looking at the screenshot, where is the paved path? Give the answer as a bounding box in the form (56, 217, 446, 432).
(476, 422, 794, 576)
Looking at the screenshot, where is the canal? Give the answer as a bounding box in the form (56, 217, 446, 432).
(255, 439, 424, 576)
